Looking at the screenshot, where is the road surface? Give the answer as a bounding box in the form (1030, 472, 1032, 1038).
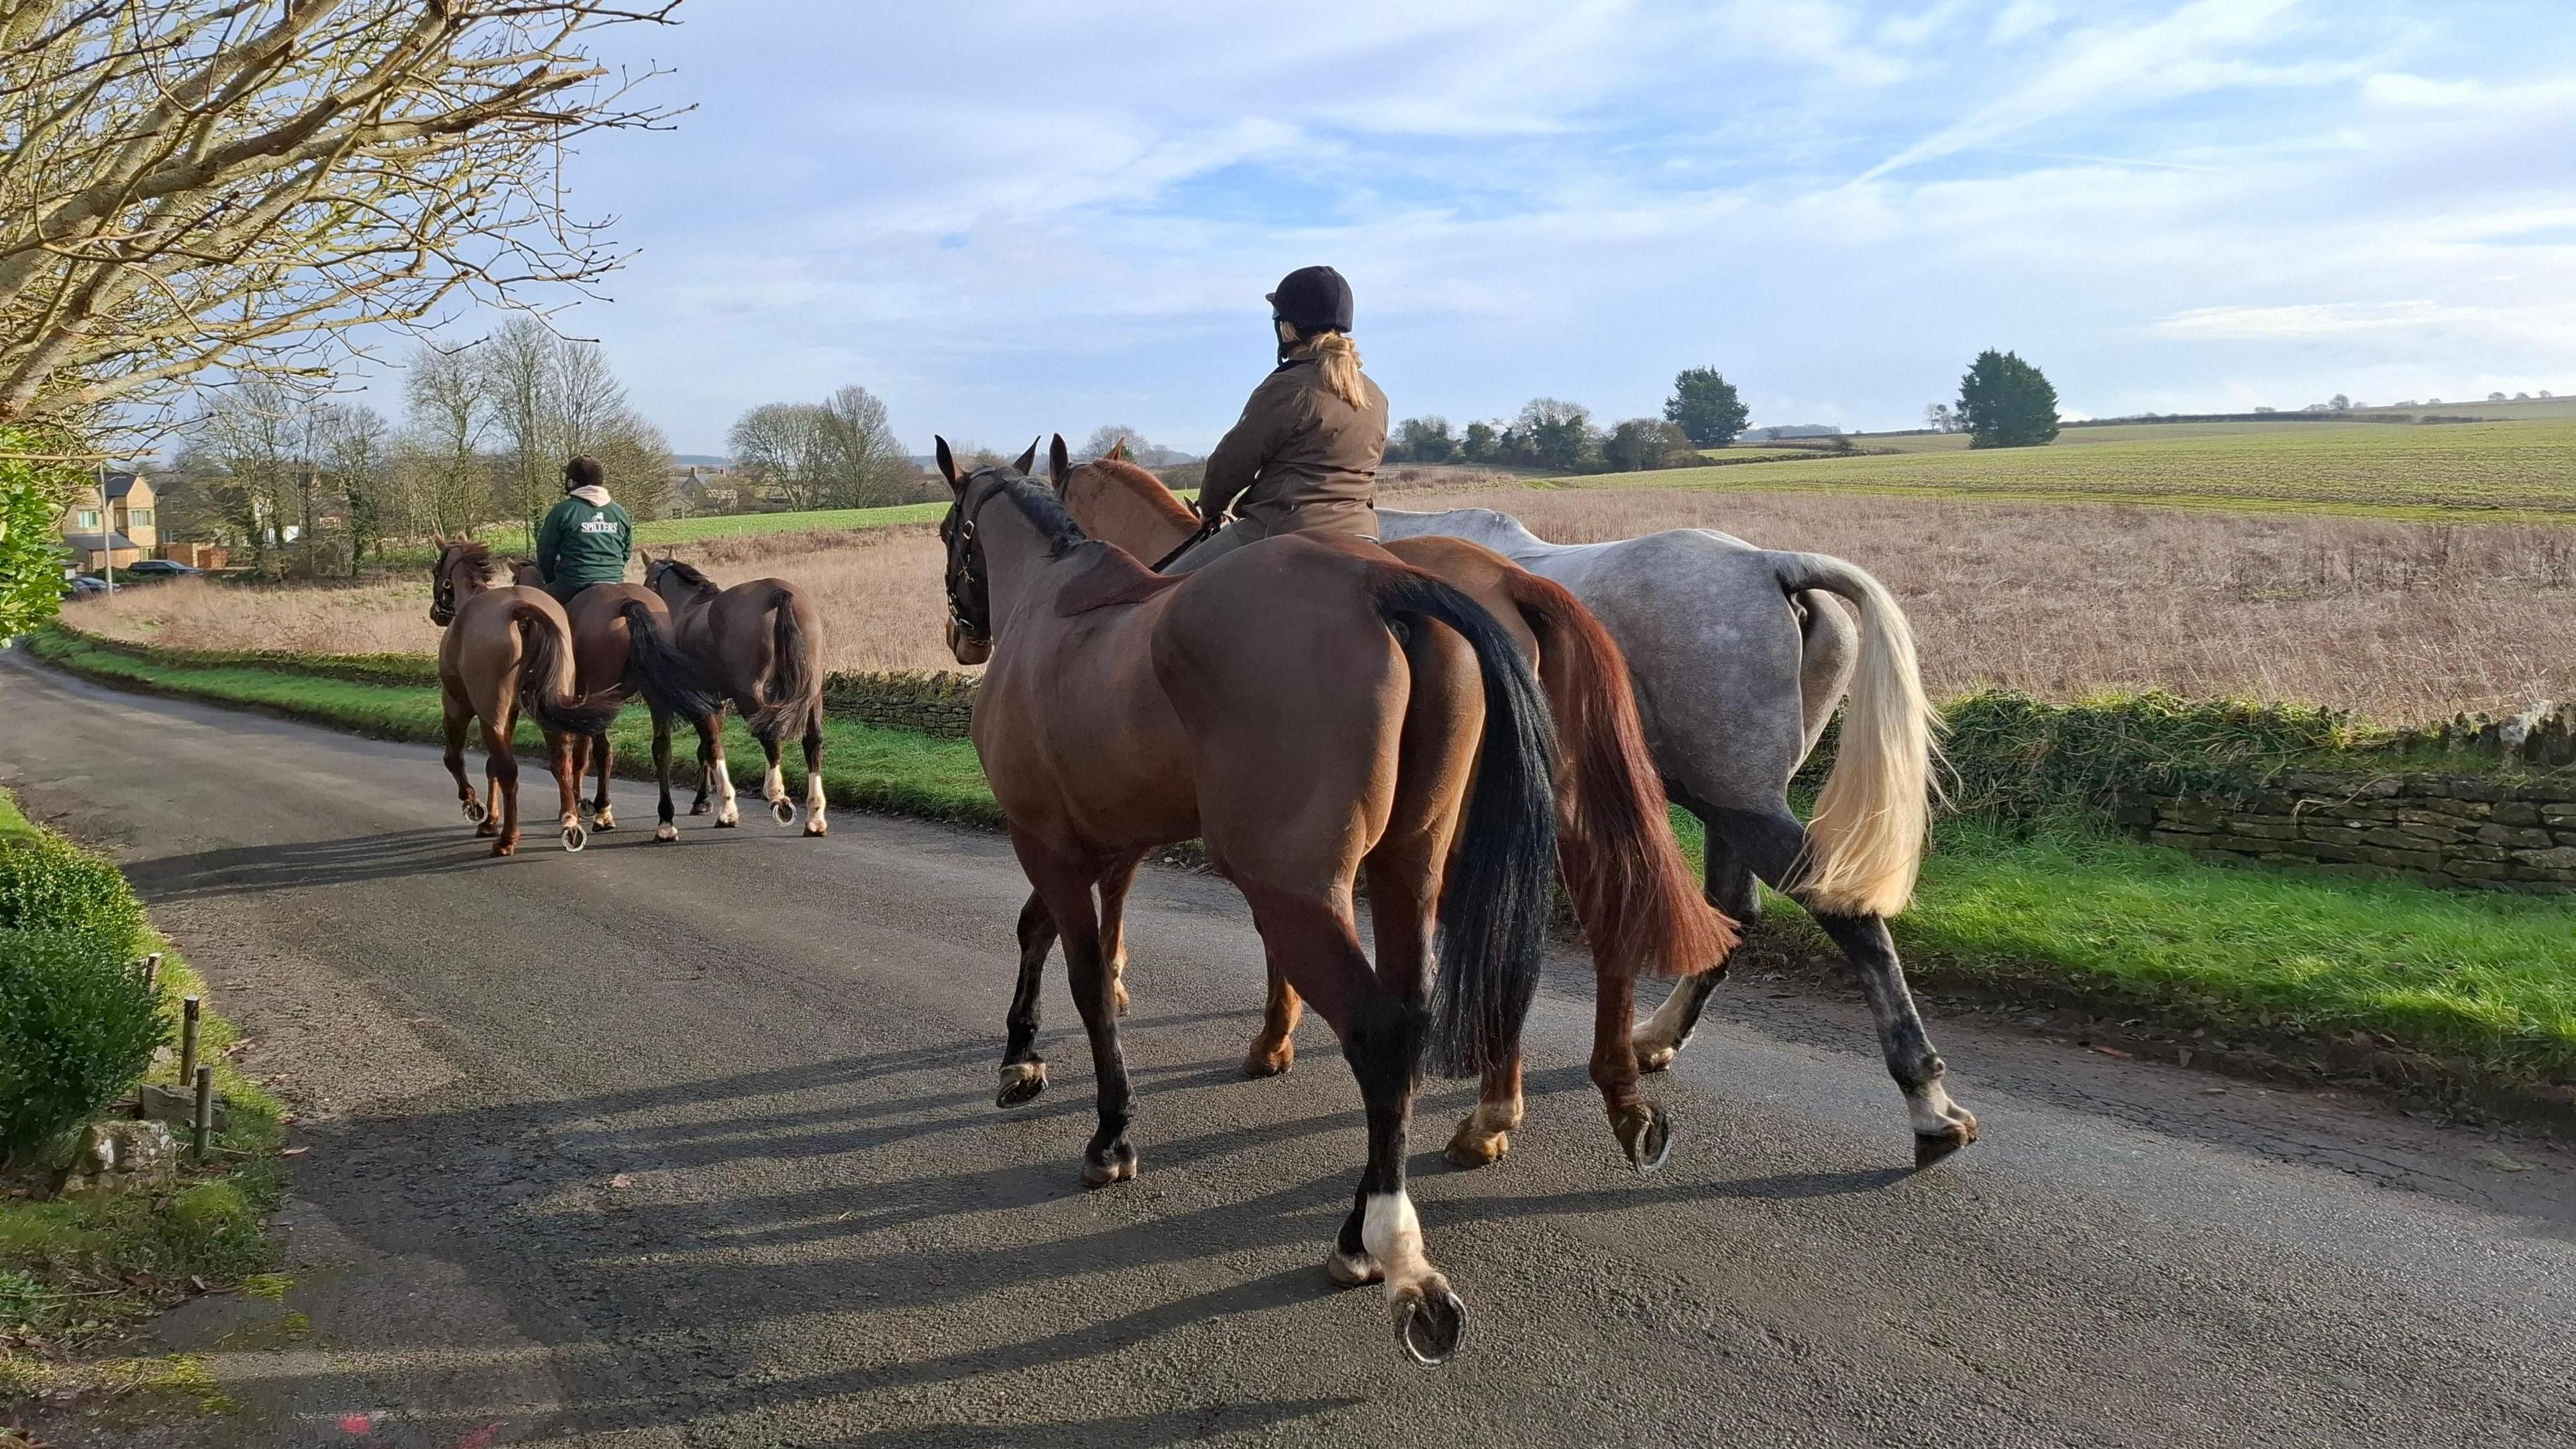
(3, 653, 2573, 1448)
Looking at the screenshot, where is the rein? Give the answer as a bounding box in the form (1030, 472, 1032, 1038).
(1148, 517, 1219, 572)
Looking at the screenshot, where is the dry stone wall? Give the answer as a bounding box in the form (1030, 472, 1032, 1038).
(2115, 771, 2576, 893)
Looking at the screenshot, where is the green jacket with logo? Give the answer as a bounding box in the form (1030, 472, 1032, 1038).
(535, 490, 633, 590)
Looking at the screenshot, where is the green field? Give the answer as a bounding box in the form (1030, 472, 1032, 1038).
(1605, 418, 2576, 518)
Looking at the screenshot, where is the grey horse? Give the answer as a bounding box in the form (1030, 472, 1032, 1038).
(1375, 506, 1977, 1157)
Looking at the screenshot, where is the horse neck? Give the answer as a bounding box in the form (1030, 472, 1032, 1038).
(973, 491, 1071, 635)
(1073, 467, 1195, 559)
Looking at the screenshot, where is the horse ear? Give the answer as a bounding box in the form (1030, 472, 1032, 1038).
(934, 435, 964, 492)
(1106, 438, 1128, 462)
(1012, 437, 1038, 476)
(429, 529, 445, 547)
(1048, 434, 1071, 492)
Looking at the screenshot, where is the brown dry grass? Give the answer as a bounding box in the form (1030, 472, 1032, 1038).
(64, 494, 2576, 722)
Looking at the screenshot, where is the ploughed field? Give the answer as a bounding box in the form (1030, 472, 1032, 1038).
(72, 487, 2576, 722)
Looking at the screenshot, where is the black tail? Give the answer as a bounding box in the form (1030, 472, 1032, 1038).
(617, 600, 724, 723)
(1368, 566, 1560, 1077)
(745, 586, 818, 745)
(511, 602, 623, 736)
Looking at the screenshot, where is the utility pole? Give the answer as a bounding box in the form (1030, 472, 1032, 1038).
(97, 460, 113, 596)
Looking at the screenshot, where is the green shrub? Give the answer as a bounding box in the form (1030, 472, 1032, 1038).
(0, 832, 147, 953)
(0, 928, 166, 1164)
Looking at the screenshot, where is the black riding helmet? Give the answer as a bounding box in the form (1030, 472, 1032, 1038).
(564, 455, 604, 494)
(1267, 265, 1354, 335)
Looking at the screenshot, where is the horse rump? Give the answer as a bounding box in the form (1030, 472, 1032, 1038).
(1501, 570, 1737, 979)
(511, 601, 623, 736)
(1366, 565, 1559, 1078)
(617, 600, 725, 723)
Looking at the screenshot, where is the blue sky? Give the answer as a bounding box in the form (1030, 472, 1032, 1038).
(427, 0, 2576, 454)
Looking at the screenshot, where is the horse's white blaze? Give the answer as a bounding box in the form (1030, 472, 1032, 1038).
(1361, 1192, 1430, 1285)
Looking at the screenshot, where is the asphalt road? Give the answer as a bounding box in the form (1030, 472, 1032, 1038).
(5, 653, 2574, 1449)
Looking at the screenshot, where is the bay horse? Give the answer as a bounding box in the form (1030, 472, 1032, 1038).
(936, 437, 1556, 1366)
(427, 540, 622, 856)
(1051, 439, 1736, 1172)
(508, 560, 727, 841)
(641, 552, 830, 837)
(1371, 505, 1979, 1157)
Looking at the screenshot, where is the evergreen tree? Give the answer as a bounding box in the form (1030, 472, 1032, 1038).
(1956, 350, 2060, 449)
(1664, 367, 1750, 447)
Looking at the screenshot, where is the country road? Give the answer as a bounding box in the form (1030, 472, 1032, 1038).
(4, 652, 2574, 1448)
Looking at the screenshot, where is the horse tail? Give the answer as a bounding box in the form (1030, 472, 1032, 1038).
(509, 601, 623, 737)
(1499, 570, 1737, 980)
(1770, 551, 1943, 918)
(616, 600, 724, 724)
(1367, 565, 1559, 1078)
(745, 584, 818, 745)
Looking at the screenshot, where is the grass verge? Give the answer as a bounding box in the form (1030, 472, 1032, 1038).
(1, 790, 286, 1420)
(19, 631, 2574, 1124)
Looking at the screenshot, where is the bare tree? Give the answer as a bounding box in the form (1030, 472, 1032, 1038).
(315, 401, 392, 574)
(815, 384, 914, 506)
(483, 317, 667, 533)
(0, 2, 685, 433)
(395, 343, 495, 537)
(193, 380, 303, 576)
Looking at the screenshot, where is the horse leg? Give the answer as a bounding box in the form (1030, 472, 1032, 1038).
(997, 891, 1057, 1107)
(1635, 804, 1759, 1072)
(589, 731, 615, 830)
(1016, 836, 1138, 1186)
(688, 710, 716, 814)
(799, 712, 828, 837)
(1244, 965, 1303, 1078)
(1709, 802, 1976, 1158)
(482, 715, 521, 857)
(650, 708, 680, 841)
(549, 730, 586, 851)
(1097, 855, 1138, 1016)
(442, 690, 486, 829)
(760, 734, 790, 824)
(701, 712, 741, 826)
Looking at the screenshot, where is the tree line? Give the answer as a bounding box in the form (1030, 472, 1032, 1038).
(158, 319, 670, 578)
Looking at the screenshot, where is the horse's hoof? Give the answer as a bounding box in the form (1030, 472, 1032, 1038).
(803, 817, 827, 837)
(561, 824, 586, 853)
(462, 799, 487, 824)
(654, 823, 678, 843)
(1079, 1142, 1138, 1189)
(688, 799, 712, 816)
(490, 839, 517, 858)
(771, 798, 796, 826)
(1913, 1114, 1979, 1168)
(1444, 1117, 1511, 1170)
(714, 816, 739, 830)
(1112, 979, 1130, 1017)
(1391, 1281, 1467, 1368)
(1243, 1044, 1293, 1079)
(1324, 1248, 1383, 1287)
(1614, 1103, 1675, 1174)
(1633, 1038, 1679, 1075)
(591, 812, 616, 832)
(996, 1061, 1047, 1108)
(1908, 1086, 1979, 1167)
(474, 821, 499, 839)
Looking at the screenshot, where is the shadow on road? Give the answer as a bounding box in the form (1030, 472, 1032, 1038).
(119, 826, 651, 901)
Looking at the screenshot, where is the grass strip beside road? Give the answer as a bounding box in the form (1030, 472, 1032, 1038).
(20, 629, 2575, 1121)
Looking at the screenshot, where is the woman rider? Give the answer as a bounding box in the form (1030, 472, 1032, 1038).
(1163, 265, 1389, 573)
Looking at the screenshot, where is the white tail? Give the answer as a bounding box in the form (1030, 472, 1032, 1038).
(1780, 553, 1943, 918)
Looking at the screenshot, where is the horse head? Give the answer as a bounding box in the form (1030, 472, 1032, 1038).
(429, 540, 493, 627)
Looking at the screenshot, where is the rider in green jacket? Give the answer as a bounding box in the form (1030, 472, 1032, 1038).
(535, 455, 633, 603)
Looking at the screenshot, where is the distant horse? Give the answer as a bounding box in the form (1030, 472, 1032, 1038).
(1372, 504, 1978, 1157)
(938, 438, 1556, 1366)
(1053, 440, 1736, 1171)
(427, 540, 621, 856)
(642, 552, 830, 836)
(508, 561, 726, 841)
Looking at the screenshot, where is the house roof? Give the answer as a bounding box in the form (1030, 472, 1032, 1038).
(101, 470, 143, 499)
(63, 531, 140, 551)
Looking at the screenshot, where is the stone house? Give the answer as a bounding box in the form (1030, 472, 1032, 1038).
(60, 468, 158, 570)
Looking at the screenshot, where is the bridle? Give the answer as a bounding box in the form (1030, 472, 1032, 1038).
(941, 473, 1004, 651)
(429, 549, 463, 626)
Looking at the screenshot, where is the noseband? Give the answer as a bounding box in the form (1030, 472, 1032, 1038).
(943, 476, 1004, 649)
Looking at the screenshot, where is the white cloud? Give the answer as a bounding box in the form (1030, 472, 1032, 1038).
(1988, 0, 2057, 45)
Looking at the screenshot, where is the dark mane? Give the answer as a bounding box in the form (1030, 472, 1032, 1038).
(973, 468, 1090, 559)
(442, 539, 496, 583)
(657, 557, 716, 592)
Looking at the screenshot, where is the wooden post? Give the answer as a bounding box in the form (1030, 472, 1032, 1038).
(179, 996, 201, 1087)
(142, 951, 162, 992)
(192, 1065, 214, 1162)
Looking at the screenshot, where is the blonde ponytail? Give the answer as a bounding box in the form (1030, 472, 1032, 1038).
(1293, 331, 1368, 410)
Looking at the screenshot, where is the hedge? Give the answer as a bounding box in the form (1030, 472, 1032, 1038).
(0, 928, 165, 1164)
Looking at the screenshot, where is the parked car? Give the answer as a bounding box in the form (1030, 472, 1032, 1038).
(61, 574, 109, 598)
(120, 558, 201, 580)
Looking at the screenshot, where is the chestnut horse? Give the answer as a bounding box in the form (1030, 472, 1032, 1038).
(641, 553, 830, 836)
(427, 541, 621, 855)
(1049, 441, 1736, 1171)
(936, 439, 1556, 1366)
(508, 561, 727, 841)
